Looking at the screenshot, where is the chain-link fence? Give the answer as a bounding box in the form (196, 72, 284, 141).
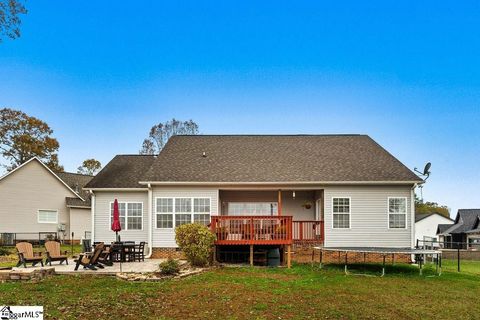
(416, 239, 480, 275)
(0, 232, 59, 246)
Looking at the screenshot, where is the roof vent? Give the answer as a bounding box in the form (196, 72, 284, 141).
(202, 152, 207, 158)
(74, 183, 80, 193)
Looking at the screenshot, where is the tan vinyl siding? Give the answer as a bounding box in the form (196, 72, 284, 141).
(152, 187, 218, 248)
(0, 159, 76, 239)
(69, 208, 91, 240)
(324, 185, 413, 248)
(93, 191, 148, 244)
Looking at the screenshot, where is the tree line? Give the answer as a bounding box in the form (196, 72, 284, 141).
(1, 108, 199, 176)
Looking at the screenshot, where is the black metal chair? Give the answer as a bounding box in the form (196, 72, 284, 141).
(133, 242, 146, 262)
(123, 241, 136, 262)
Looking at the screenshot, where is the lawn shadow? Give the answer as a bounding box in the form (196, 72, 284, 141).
(313, 262, 438, 277)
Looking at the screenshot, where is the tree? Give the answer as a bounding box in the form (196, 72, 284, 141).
(0, 108, 63, 171)
(77, 159, 102, 176)
(0, 0, 27, 42)
(415, 195, 450, 218)
(139, 118, 199, 154)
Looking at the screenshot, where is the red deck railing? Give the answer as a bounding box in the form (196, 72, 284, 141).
(292, 220, 324, 244)
(211, 216, 293, 245)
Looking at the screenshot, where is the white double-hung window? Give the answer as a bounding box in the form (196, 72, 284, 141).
(388, 197, 407, 229)
(332, 197, 350, 229)
(110, 202, 143, 230)
(38, 210, 58, 224)
(156, 197, 211, 228)
(175, 198, 192, 227)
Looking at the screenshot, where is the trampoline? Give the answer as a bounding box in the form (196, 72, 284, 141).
(312, 247, 442, 276)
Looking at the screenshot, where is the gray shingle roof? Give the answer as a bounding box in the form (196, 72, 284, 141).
(415, 213, 433, 222)
(443, 209, 480, 234)
(56, 172, 93, 200)
(437, 224, 454, 235)
(66, 197, 91, 208)
(141, 135, 422, 183)
(84, 155, 156, 189)
(56, 172, 93, 208)
(415, 212, 453, 223)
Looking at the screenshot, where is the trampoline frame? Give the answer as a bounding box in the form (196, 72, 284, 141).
(312, 247, 442, 276)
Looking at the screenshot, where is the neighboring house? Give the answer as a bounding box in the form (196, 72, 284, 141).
(85, 134, 422, 258)
(437, 209, 480, 249)
(0, 157, 93, 244)
(414, 213, 453, 246)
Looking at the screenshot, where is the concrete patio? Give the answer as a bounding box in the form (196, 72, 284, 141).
(10, 258, 166, 275)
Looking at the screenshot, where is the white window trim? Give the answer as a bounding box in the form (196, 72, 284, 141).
(331, 197, 351, 229)
(37, 209, 58, 224)
(226, 201, 279, 216)
(109, 201, 144, 231)
(387, 197, 408, 230)
(154, 197, 212, 229)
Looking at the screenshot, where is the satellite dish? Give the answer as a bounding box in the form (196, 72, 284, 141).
(414, 162, 431, 181)
(423, 162, 431, 176)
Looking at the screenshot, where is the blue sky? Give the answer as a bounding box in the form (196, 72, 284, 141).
(1, 1, 480, 215)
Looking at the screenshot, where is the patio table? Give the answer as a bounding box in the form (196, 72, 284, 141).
(110, 243, 136, 262)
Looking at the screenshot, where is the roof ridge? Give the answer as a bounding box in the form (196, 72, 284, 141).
(57, 171, 94, 177)
(173, 134, 365, 137)
(115, 154, 157, 157)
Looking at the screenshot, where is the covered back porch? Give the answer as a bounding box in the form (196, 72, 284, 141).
(210, 189, 325, 267)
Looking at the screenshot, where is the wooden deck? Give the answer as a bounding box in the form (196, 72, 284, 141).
(210, 216, 324, 246)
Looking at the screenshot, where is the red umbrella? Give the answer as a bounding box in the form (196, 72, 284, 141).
(111, 199, 122, 242)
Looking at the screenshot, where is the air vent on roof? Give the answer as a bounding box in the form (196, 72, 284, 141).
(202, 152, 207, 157)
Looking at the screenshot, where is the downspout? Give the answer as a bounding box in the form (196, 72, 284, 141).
(411, 183, 418, 256)
(90, 191, 95, 243)
(145, 183, 153, 258)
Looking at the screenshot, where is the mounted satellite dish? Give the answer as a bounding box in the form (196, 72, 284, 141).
(414, 162, 431, 181)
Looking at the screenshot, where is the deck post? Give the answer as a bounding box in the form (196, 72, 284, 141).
(287, 245, 291, 269)
(278, 190, 282, 216)
(250, 245, 254, 266)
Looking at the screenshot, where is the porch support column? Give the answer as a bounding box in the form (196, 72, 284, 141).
(287, 245, 291, 269)
(250, 245, 254, 266)
(278, 190, 282, 216)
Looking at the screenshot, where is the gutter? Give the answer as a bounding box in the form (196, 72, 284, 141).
(139, 180, 423, 186)
(90, 190, 95, 243)
(145, 183, 153, 259)
(411, 183, 418, 249)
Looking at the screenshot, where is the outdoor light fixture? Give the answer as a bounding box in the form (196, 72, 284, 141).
(293, 191, 296, 199)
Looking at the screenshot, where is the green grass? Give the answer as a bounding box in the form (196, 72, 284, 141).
(0, 263, 479, 319)
(0, 245, 83, 268)
(440, 259, 480, 275)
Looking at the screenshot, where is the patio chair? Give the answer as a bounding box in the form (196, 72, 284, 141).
(123, 241, 136, 262)
(132, 242, 146, 262)
(98, 245, 113, 266)
(74, 242, 105, 271)
(82, 239, 92, 253)
(15, 242, 44, 268)
(44, 241, 68, 266)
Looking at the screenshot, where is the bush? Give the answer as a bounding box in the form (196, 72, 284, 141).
(175, 223, 216, 267)
(159, 257, 180, 275)
(0, 247, 10, 256)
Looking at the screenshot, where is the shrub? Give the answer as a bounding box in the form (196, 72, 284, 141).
(175, 223, 216, 267)
(159, 257, 180, 275)
(0, 247, 10, 256)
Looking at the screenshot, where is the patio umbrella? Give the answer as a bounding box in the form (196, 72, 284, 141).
(111, 199, 122, 272)
(111, 199, 122, 242)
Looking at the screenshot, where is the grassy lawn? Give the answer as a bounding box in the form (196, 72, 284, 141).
(0, 245, 83, 268)
(0, 263, 479, 319)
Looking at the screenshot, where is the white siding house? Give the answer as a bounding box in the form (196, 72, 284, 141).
(85, 135, 423, 255)
(415, 213, 453, 244)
